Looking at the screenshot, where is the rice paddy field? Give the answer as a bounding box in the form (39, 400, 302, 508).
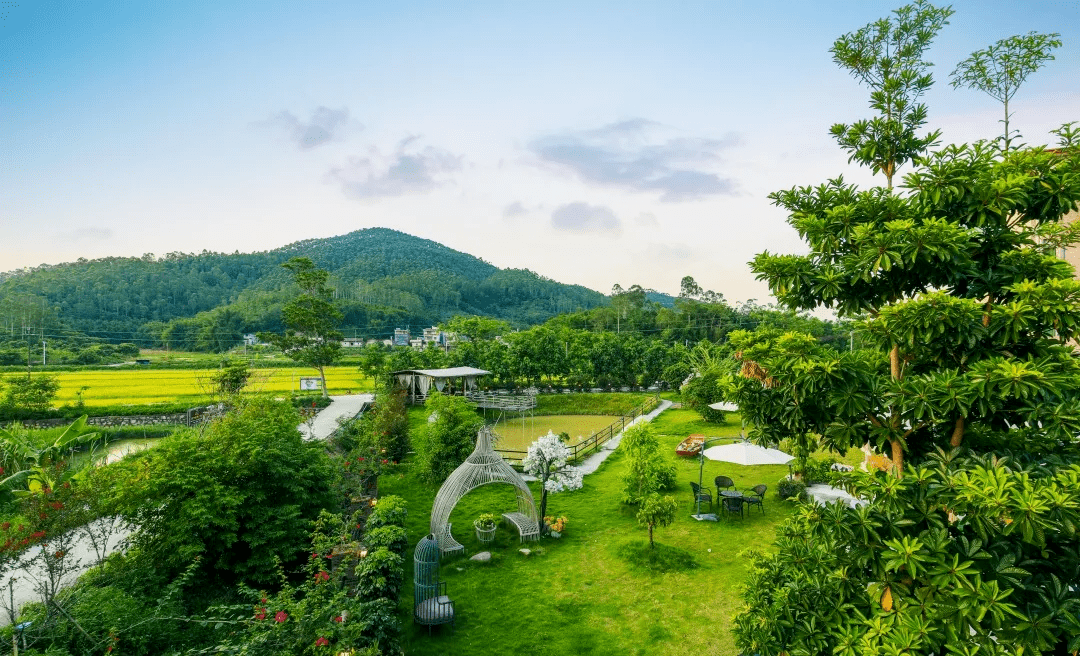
(489, 414, 623, 453)
(40, 366, 373, 407)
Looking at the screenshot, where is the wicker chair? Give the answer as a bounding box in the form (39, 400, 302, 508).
(690, 482, 712, 512)
(719, 494, 745, 519)
(714, 475, 737, 499)
(744, 484, 767, 514)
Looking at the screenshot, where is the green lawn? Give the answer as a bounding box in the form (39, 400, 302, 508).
(382, 407, 797, 656)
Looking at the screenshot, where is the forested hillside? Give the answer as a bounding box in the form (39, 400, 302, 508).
(0, 228, 606, 353)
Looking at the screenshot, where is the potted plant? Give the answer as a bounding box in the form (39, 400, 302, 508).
(474, 513, 498, 543)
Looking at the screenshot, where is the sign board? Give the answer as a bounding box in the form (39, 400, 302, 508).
(299, 377, 322, 391)
(393, 333, 409, 347)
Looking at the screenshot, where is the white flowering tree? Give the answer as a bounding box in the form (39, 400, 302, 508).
(522, 432, 583, 532)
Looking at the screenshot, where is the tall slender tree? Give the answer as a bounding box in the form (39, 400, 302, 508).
(829, 0, 953, 189)
(259, 258, 342, 398)
(950, 31, 1062, 151)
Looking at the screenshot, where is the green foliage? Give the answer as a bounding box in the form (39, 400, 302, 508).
(364, 525, 408, 556)
(354, 546, 403, 600)
(736, 453, 1080, 656)
(950, 31, 1063, 149)
(414, 392, 484, 484)
(681, 369, 727, 423)
(738, 13, 1080, 653)
(620, 423, 677, 504)
(105, 398, 335, 584)
(371, 388, 409, 462)
(829, 1, 953, 187)
(775, 477, 807, 502)
(365, 495, 407, 531)
(2, 374, 60, 414)
(474, 512, 498, 530)
(259, 258, 343, 397)
(635, 492, 678, 548)
(209, 358, 251, 399)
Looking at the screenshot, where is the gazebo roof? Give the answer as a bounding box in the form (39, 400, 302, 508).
(390, 367, 491, 379)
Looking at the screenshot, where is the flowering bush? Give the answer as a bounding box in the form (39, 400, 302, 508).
(523, 432, 584, 530)
(543, 516, 568, 534)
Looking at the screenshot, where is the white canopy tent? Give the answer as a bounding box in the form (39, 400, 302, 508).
(390, 367, 491, 404)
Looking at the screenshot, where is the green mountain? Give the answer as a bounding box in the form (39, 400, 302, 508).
(0, 228, 606, 350)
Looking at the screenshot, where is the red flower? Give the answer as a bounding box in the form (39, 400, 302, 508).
(314, 636, 329, 647)
(42, 486, 51, 495)
(54, 550, 64, 559)
(358, 457, 365, 462)
(255, 608, 266, 620)
(381, 459, 388, 465)
(50, 502, 63, 510)
(260, 596, 268, 604)
(355, 523, 362, 529)
(333, 615, 343, 623)
(39, 513, 47, 519)
(30, 531, 46, 539)
(314, 570, 330, 582)
(16, 525, 23, 532)
(2, 522, 10, 531)
(274, 611, 287, 623)
(62, 481, 70, 489)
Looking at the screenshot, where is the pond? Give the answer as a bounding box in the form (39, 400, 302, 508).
(71, 436, 162, 468)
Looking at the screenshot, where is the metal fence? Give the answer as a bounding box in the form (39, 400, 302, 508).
(494, 393, 661, 467)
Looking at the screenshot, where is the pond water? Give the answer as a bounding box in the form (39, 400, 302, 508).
(71, 437, 161, 467)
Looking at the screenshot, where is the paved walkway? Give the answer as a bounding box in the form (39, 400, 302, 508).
(522, 400, 673, 480)
(299, 394, 375, 441)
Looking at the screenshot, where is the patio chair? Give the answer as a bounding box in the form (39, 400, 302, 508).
(744, 484, 767, 514)
(719, 494, 744, 519)
(690, 482, 712, 513)
(714, 475, 737, 498)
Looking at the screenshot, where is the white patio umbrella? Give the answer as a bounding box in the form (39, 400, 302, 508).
(701, 441, 793, 466)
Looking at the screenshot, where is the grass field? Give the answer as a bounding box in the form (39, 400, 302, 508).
(383, 405, 801, 656)
(36, 366, 374, 407)
(490, 415, 622, 452)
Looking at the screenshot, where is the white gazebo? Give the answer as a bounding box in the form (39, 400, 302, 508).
(389, 367, 491, 404)
(429, 426, 540, 555)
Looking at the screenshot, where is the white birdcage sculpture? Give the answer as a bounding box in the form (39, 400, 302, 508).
(430, 426, 539, 555)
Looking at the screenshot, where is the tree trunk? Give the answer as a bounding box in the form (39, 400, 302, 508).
(318, 366, 329, 399)
(539, 486, 549, 533)
(890, 438, 904, 476)
(648, 524, 654, 549)
(889, 344, 904, 477)
(950, 416, 965, 447)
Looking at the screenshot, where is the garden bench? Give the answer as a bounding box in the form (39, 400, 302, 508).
(501, 512, 540, 542)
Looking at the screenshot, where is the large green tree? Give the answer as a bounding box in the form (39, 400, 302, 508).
(259, 257, 343, 398)
(736, 69, 1080, 656)
(106, 398, 335, 584)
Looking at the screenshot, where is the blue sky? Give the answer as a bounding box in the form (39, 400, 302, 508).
(2, 0, 1078, 304)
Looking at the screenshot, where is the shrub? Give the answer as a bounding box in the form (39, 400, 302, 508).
(414, 392, 484, 484)
(776, 478, 806, 502)
(354, 547, 403, 600)
(365, 525, 408, 557)
(366, 495, 407, 530)
(621, 423, 677, 504)
(105, 398, 336, 584)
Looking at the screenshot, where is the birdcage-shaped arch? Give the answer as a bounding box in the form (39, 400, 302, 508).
(430, 426, 539, 555)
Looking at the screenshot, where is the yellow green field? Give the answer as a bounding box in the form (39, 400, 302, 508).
(490, 414, 621, 453)
(36, 366, 374, 407)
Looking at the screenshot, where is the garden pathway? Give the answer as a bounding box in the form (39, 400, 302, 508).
(522, 399, 673, 481)
(299, 393, 375, 441)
